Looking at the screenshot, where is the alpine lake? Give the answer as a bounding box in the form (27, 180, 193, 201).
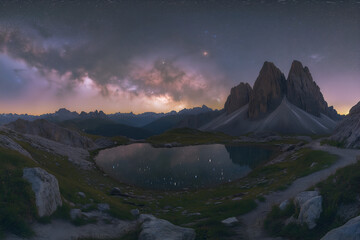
(95, 143, 274, 190)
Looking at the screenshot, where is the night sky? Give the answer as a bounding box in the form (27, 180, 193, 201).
(0, 0, 359, 115)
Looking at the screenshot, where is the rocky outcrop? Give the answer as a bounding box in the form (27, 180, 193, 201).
(224, 83, 252, 114)
(6, 119, 96, 149)
(23, 167, 62, 217)
(287, 60, 328, 117)
(298, 195, 322, 229)
(280, 191, 323, 229)
(321, 215, 360, 240)
(331, 101, 360, 148)
(80, 110, 107, 119)
(294, 191, 320, 207)
(0, 134, 32, 159)
(248, 61, 287, 119)
(295, 191, 322, 229)
(138, 214, 195, 240)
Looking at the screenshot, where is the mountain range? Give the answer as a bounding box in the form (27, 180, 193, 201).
(0, 60, 346, 137)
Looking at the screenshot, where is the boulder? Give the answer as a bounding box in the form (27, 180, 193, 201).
(78, 192, 86, 198)
(23, 167, 62, 217)
(138, 214, 195, 240)
(97, 203, 110, 211)
(279, 199, 290, 211)
(294, 191, 319, 208)
(298, 195, 322, 229)
(110, 187, 122, 196)
(131, 209, 140, 217)
(321, 215, 360, 240)
(224, 82, 252, 114)
(221, 217, 239, 226)
(248, 61, 287, 119)
(70, 208, 82, 220)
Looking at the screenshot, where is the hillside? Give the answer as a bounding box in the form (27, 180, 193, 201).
(61, 118, 154, 139)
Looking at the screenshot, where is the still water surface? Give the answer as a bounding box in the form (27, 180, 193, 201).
(96, 143, 273, 190)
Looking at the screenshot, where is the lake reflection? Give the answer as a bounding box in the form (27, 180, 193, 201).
(96, 143, 273, 190)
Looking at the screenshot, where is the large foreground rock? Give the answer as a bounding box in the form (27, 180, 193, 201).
(23, 167, 62, 217)
(298, 196, 322, 229)
(293, 191, 322, 229)
(294, 191, 319, 207)
(138, 214, 195, 240)
(321, 215, 360, 240)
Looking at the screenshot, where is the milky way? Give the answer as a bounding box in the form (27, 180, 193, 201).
(0, 0, 359, 114)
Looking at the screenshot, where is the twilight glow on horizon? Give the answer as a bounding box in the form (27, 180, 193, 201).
(0, 0, 359, 115)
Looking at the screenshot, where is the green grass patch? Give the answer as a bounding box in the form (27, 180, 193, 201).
(15, 140, 136, 222)
(320, 139, 345, 148)
(247, 148, 337, 191)
(0, 147, 37, 238)
(264, 156, 360, 240)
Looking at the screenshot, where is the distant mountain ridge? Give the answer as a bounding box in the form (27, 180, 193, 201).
(0, 105, 214, 127)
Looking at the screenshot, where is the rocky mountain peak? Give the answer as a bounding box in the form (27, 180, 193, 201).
(248, 61, 287, 119)
(331, 100, 360, 148)
(349, 101, 360, 116)
(224, 82, 252, 114)
(286, 60, 328, 117)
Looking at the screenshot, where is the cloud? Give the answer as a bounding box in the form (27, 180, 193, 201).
(0, 24, 229, 112)
(309, 54, 325, 63)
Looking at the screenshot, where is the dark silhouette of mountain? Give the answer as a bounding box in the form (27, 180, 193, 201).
(44, 108, 80, 122)
(224, 83, 252, 115)
(108, 112, 166, 127)
(0, 105, 214, 130)
(143, 115, 186, 135)
(79, 110, 108, 119)
(248, 61, 287, 119)
(60, 118, 154, 139)
(142, 105, 213, 134)
(177, 110, 224, 129)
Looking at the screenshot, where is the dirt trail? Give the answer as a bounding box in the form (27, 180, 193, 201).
(6, 218, 137, 240)
(238, 141, 360, 240)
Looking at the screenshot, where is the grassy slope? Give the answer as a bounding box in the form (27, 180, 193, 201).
(141, 148, 337, 239)
(61, 118, 154, 139)
(0, 148, 37, 238)
(264, 156, 360, 240)
(0, 128, 338, 240)
(142, 115, 185, 135)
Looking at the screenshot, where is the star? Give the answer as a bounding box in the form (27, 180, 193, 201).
(202, 50, 209, 57)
